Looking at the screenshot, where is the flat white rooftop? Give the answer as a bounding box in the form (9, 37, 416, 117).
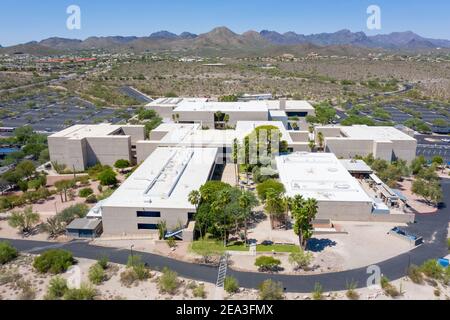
(49, 124, 124, 139)
(339, 125, 417, 142)
(174, 100, 269, 112)
(265, 100, 314, 111)
(173, 100, 314, 113)
(102, 147, 218, 209)
(152, 121, 293, 146)
(276, 152, 373, 203)
(147, 97, 208, 108)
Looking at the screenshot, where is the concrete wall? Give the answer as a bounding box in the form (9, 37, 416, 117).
(85, 136, 131, 168)
(48, 136, 87, 171)
(391, 139, 418, 163)
(288, 131, 309, 142)
(317, 201, 373, 221)
(317, 201, 414, 223)
(122, 125, 145, 145)
(290, 142, 310, 152)
(373, 141, 394, 162)
(325, 138, 374, 159)
(136, 141, 161, 163)
(315, 126, 342, 138)
(175, 110, 268, 127)
(101, 206, 192, 236)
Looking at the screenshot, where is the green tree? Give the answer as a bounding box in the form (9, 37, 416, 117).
(238, 191, 258, 245)
(114, 159, 131, 170)
(256, 179, 285, 201)
(410, 156, 427, 175)
(292, 196, 318, 249)
(8, 207, 40, 234)
(98, 168, 118, 186)
(264, 189, 286, 229)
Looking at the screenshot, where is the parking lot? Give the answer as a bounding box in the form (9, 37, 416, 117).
(0, 93, 133, 135)
(342, 100, 449, 133)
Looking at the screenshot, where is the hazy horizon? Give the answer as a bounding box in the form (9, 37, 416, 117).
(1, 0, 450, 46)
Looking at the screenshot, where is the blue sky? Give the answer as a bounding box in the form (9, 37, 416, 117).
(1, 0, 449, 46)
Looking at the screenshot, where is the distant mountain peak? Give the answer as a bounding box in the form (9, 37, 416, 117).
(149, 31, 179, 40)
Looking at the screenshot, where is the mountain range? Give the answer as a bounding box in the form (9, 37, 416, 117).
(2, 27, 450, 56)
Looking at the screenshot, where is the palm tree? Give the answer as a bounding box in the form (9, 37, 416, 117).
(282, 196, 292, 229)
(238, 191, 256, 246)
(264, 189, 284, 229)
(317, 132, 324, 151)
(232, 139, 240, 186)
(188, 190, 202, 239)
(308, 140, 316, 153)
(212, 190, 231, 246)
(301, 198, 318, 249)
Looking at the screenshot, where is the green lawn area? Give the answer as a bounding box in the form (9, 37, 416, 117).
(190, 240, 300, 254)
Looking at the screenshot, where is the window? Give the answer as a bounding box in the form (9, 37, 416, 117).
(188, 212, 196, 221)
(137, 211, 161, 218)
(137, 224, 159, 230)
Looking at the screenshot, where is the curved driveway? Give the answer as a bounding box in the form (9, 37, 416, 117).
(2, 178, 449, 293)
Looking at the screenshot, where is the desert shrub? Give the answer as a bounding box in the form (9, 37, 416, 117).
(345, 280, 359, 300)
(114, 159, 130, 169)
(192, 284, 207, 299)
(89, 263, 107, 285)
(17, 279, 36, 300)
(57, 204, 89, 224)
(167, 238, 177, 248)
(85, 194, 98, 204)
(420, 260, 444, 280)
(380, 276, 400, 297)
(64, 283, 97, 300)
(158, 267, 180, 294)
(255, 256, 281, 272)
(407, 265, 424, 284)
(258, 279, 284, 300)
(78, 188, 94, 198)
(0, 241, 18, 265)
(98, 256, 109, 270)
(120, 255, 150, 286)
(98, 168, 118, 186)
(45, 276, 68, 300)
(33, 249, 75, 274)
(127, 255, 150, 280)
(0, 268, 21, 285)
(288, 250, 313, 270)
(312, 282, 323, 300)
(224, 276, 239, 294)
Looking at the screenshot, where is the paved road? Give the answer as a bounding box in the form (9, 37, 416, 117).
(2, 178, 449, 293)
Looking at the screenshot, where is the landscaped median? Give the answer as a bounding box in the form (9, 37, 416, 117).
(190, 240, 300, 255)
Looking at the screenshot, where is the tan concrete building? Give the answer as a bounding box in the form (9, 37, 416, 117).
(315, 125, 417, 162)
(101, 147, 218, 239)
(276, 152, 414, 223)
(48, 124, 145, 171)
(146, 98, 316, 128)
(135, 121, 311, 164)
